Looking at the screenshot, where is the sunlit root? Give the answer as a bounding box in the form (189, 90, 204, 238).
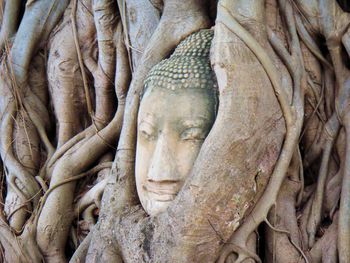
(1, 0, 350, 262)
(36, 4, 127, 257)
(215, 0, 305, 262)
(0, 50, 50, 231)
(75, 176, 108, 216)
(0, 0, 21, 52)
(47, 0, 95, 148)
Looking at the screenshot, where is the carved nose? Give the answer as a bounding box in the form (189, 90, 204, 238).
(147, 135, 179, 182)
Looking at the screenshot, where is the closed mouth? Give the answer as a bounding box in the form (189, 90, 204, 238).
(144, 181, 181, 201)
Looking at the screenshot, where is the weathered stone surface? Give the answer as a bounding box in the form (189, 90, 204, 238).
(144, 29, 217, 92)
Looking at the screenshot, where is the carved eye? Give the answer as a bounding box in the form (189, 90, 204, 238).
(181, 127, 206, 141)
(139, 122, 156, 141)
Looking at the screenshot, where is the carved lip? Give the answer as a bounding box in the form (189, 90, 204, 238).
(144, 181, 181, 201)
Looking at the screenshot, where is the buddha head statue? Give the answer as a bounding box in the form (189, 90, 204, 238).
(136, 29, 218, 216)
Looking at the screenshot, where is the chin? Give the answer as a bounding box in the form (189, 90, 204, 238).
(145, 200, 171, 216)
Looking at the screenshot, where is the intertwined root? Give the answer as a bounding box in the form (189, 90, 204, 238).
(0, 0, 125, 261)
(1, 0, 350, 262)
(0, 50, 49, 231)
(216, 1, 350, 263)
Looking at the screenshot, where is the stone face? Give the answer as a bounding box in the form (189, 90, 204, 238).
(136, 29, 218, 216)
(143, 29, 217, 93)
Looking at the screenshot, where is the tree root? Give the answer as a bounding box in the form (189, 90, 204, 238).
(74, 177, 108, 216)
(306, 130, 338, 247)
(70, 227, 93, 263)
(218, 243, 261, 263)
(47, 126, 94, 170)
(71, 0, 93, 116)
(0, 103, 42, 225)
(9, 0, 70, 87)
(37, 162, 112, 218)
(1, 0, 350, 262)
(264, 218, 309, 263)
(36, 108, 123, 261)
(0, 0, 21, 52)
(215, 1, 304, 261)
(338, 113, 350, 262)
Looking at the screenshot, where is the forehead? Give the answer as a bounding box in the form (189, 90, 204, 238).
(139, 87, 216, 122)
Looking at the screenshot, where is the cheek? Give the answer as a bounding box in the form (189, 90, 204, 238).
(175, 142, 203, 179)
(135, 138, 155, 187)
